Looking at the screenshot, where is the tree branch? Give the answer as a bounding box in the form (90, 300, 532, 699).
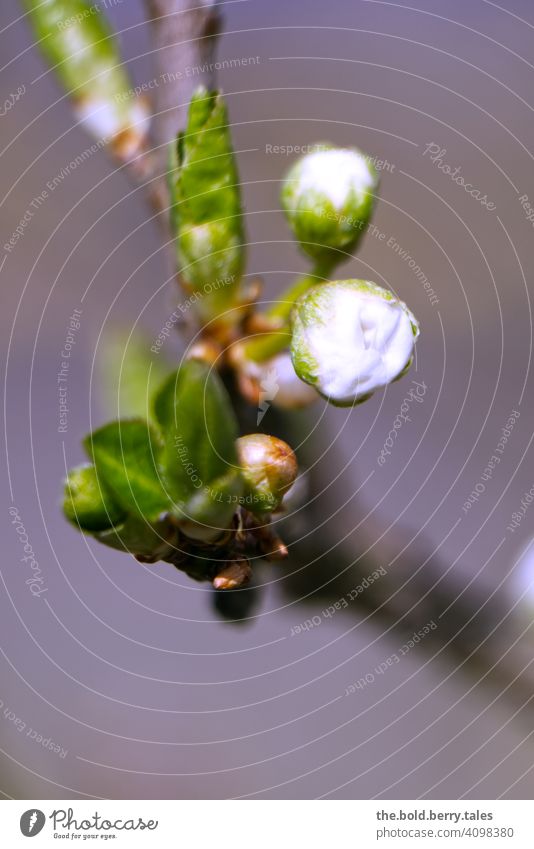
(143, 0, 222, 184)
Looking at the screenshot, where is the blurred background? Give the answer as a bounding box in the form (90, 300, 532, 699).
(2, 0, 534, 799)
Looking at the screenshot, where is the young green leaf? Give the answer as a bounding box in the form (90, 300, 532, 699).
(63, 463, 126, 532)
(153, 359, 243, 520)
(96, 325, 173, 421)
(180, 470, 243, 541)
(83, 419, 169, 521)
(93, 514, 177, 560)
(169, 87, 245, 326)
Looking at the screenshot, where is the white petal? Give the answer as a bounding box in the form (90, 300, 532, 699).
(297, 149, 375, 209)
(292, 281, 418, 405)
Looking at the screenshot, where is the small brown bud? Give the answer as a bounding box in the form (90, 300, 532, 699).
(186, 339, 222, 366)
(213, 558, 252, 590)
(237, 434, 298, 515)
(236, 369, 261, 407)
(263, 537, 289, 561)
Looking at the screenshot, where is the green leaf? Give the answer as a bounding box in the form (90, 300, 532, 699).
(93, 514, 176, 560)
(63, 463, 126, 532)
(180, 470, 243, 541)
(153, 360, 242, 516)
(96, 325, 173, 421)
(83, 419, 170, 521)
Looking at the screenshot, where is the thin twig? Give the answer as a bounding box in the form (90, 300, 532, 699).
(143, 0, 222, 205)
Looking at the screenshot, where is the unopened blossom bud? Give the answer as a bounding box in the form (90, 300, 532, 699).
(236, 434, 298, 514)
(291, 280, 420, 406)
(63, 464, 125, 532)
(281, 146, 378, 264)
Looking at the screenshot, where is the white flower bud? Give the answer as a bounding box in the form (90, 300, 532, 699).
(281, 147, 378, 263)
(291, 280, 420, 406)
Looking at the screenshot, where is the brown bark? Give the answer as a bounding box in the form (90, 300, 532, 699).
(143, 0, 222, 177)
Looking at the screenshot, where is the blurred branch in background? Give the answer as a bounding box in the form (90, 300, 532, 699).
(143, 0, 221, 203)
